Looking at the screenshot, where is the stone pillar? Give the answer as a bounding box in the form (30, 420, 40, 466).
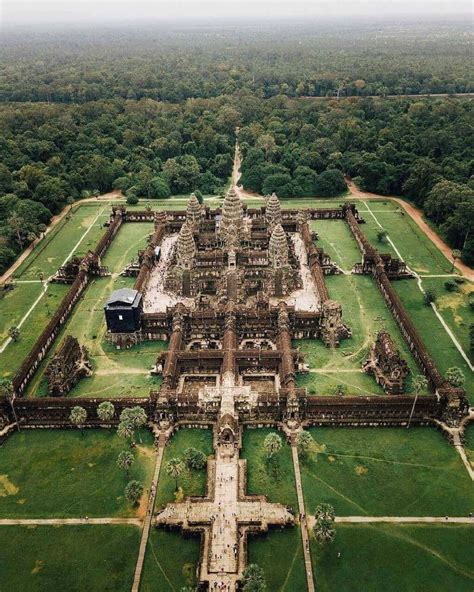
(162, 305, 185, 390)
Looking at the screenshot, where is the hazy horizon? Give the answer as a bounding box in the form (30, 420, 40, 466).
(1, 0, 472, 26)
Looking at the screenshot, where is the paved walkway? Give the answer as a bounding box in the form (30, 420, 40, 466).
(291, 445, 316, 592)
(307, 516, 474, 527)
(0, 518, 142, 526)
(131, 439, 165, 592)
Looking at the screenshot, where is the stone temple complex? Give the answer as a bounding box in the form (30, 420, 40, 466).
(2, 182, 469, 592)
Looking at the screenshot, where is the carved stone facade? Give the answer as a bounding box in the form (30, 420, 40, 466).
(362, 330, 409, 394)
(45, 335, 92, 396)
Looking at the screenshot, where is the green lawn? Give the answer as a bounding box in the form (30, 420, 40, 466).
(0, 283, 68, 378)
(14, 205, 111, 280)
(312, 524, 474, 592)
(465, 423, 474, 470)
(155, 428, 213, 506)
(310, 219, 361, 271)
(394, 280, 474, 399)
(140, 530, 201, 592)
(241, 428, 298, 508)
(295, 274, 420, 396)
(0, 429, 155, 518)
(248, 525, 307, 592)
(0, 525, 140, 592)
(300, 427, 473, 516)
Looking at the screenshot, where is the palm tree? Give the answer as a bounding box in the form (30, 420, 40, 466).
(97, 401, 115, 427)
(313, 503, 336, 546)
(120, 406, 147, 443)
(117, 420, 135, 445)
(263, 432, 282, 459)
(165, 458, 185, 491)
(69, 406, 87, 436)
(407, 375, 429, 429)
(117, 450, 135, 478)
(296, 431, 314, 458)
(445, 367, 465, 388)
(184, 447, 207, 470)
(125, 480, 143, 505)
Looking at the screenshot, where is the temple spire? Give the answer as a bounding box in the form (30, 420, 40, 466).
(268, 223, 289, 268)
(265, 192, 282, 230)
(186, 192, 202, 229)
(219, 187, 244, 250)
(176, 222, 195, 269)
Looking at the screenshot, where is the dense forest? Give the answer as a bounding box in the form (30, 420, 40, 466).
(1, 20, 472, 103)
(0, 19, 472, 273)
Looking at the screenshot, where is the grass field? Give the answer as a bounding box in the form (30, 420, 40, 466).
(0, 429, 155, 518)
(140, 530, 201, 592)
(241, 428, 298, 508)
(299, 427, 473, 516)
(248, 525, 307, 592)
(465, 423, 474, 469)
(155, 428, 213, 505)
(295, 274, 420, 396)
(0, 525, 140, 592)
(311, 523, 474, 592)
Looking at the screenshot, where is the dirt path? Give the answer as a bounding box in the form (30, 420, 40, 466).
(0, 190, 123, 285)
(0, 518, 142, 526)
(346, 179, 474, 281)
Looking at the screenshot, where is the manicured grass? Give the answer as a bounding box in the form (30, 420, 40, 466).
(0, 283, 69, 378)
(241, 428, 298, 508)
(422, 277, 474, 363)
(248, 525, 307, 592)
(0, 429, 155, 518)
(140, 530, 201, 592)
(14, 205, 111, 280)
(358, 201, 453, 274)
(156, 428, 213, 506)
(300, 427, 474, 516)
(394, 280, 474, 399)
(310, 220, 361, 271)
(295, 274, 420, 396)
(0, 525, 140, 592)
(465, 423, 474, 470)
(312, 524, 474, 592)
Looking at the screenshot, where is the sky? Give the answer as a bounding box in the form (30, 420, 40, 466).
(1, 0, 471, 25)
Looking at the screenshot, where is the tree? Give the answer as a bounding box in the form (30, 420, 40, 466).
(241, 563, 267, 592)
(423, 289, 436, 306)
(150, 176, 171, 199)
(97, 401, 115, 425)
(0, 378, 20, 431)
(296, 431, 314, 458)
(120, 406, 148, 443)
(377, 229, 388, 243)
(407, 375, 429, 429)
(8, 326, 20, 342)
(165, 458, 185, 491)
(313, 169, 347, 197)
(126, 192, 139, 205)
(445, 367, 465, 388)
(125, 480, 143, 505)
(313, 503, 336, 546)
(451, 249, 462, 272)
(183, 447, 207, 471)
(263, 432, 282, 459)
(117, 420, 135, 444)
(8, 212, 25, 249)
(69, 406, 87, 436)
(117, 450, 135, 478)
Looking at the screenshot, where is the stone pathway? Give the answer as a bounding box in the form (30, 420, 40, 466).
(0, 518, 142, 526)
(291, 445, 316, 592)
(131, 438, 165, 592)
(312, 516, 474, 524)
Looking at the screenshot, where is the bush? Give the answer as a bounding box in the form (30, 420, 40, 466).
(444, 280, 458, 292)
(424, 289, 436, 305)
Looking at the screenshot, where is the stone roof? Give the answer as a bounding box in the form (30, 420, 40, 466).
(186, 193, 202, 227)
(219, 187, 243, 249)
(176, 222, 196, 268)
(265, 192, 282, 229)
